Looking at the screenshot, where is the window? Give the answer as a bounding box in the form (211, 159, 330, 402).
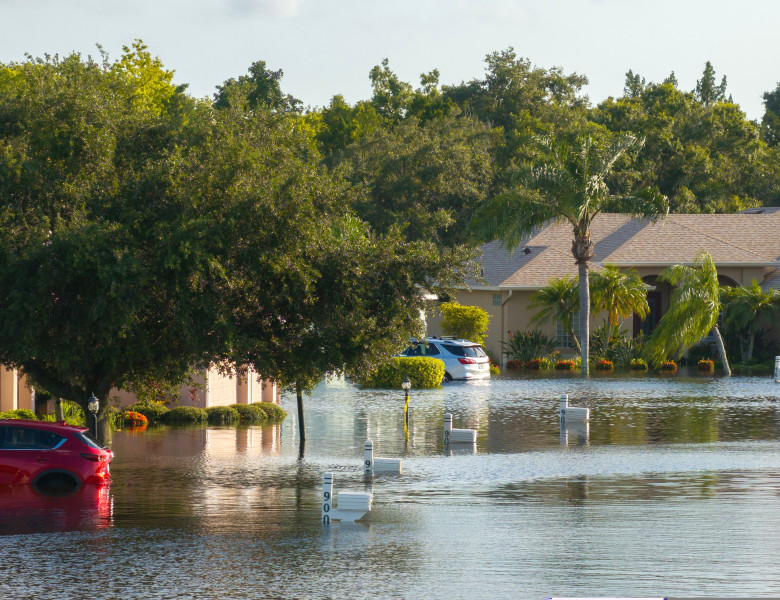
(2, 427, 64, 450)
(492, 293, 502, 307)
(556, 310, 580, 348)
(402, 343, 441, 357)
(441, 344, 485, 358)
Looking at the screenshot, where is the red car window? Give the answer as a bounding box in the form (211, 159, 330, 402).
(3, 427, 65, 450)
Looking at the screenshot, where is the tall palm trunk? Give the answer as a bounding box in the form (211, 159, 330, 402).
(712, 325, 731, 376)
(579, 262, 590, 376)
(566, 321, 581, 354)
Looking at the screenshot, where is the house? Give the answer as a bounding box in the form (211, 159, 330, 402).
(0, 364, 281, 415)
(427, 208, 780, 364)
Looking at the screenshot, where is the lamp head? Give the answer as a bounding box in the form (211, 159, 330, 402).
(87, 392, 100, 414)
(401, 377, 412, 392)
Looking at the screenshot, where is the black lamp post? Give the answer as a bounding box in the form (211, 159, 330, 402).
(402, 377, 412, 427)
(87, 392, 99, 440)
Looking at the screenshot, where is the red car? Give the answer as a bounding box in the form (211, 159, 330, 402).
(0, 419, 113, 492)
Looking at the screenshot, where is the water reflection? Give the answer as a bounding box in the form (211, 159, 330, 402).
(0, 484, 112, 535)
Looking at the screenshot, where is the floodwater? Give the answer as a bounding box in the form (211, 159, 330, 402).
(3, 374, 780, 599)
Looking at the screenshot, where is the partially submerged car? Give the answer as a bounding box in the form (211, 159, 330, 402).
(400, 337, 490, 382)
(0, 420, 113, 492)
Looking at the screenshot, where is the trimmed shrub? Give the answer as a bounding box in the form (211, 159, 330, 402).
(127, 400, 169, 424)
(554, 359, 576, 371)
(252, 402, 287, 422)
(361, 356, 444, 389)
(697, 359, 715, 372)
(630, 358, 648, 371)
(205, 406, 240, 424)
(595, 358, 614, 371)
(439, 302, 490, 346)
(162, 406, 207, 424)
(659, 360, 678, 372)
(489, 363, 501, 376)
(230, 404, 269, 423)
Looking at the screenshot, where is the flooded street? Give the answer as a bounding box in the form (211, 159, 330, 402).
(3, 375, 780, 598)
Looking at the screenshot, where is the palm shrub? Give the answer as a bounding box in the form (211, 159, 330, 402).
(528, 275, 581, 353)
(503, 329, 556, 364)
(591, 265, 650, 326)
(645, 252, 730, 375)
(721, 280, 780, 363)
(252, 402, 287, 422)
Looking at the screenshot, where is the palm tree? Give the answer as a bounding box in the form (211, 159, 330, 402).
(721, 279, 780, 362)
(470, 133, 668, 375)
(645, 251, 730, 375)
(528, 275, 581, 353)
(591, 264, 650, 327)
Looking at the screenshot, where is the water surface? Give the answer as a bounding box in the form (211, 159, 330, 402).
(2, 375, 780, 599)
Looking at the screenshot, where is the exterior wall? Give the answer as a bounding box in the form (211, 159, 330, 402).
(110, 366, 279, 410)
(0, 368, 33, 412)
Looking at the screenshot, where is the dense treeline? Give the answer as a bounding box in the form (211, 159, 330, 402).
(2, 40, 780, 439)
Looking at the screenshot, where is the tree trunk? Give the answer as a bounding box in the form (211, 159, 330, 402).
(712, 325, 731, 376)
(295, 381, 306, 443)
(54, 397, 64, 422)
(567, 322, 581, 354)
(579, 262, 590, 376)
(747, 328, 755, 362)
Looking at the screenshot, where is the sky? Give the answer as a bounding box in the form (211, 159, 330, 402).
(2, 0, 780, 120)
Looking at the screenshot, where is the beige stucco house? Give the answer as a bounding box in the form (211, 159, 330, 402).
(0, 365, 280, 415)
(428, 208, 780, 364)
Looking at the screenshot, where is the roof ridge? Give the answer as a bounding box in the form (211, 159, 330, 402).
(673, 218, 776, 262)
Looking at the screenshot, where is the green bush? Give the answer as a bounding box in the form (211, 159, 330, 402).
(362, 357, 444, 389)
(503, 329, 556, 363)
(252, 402, 287, 422)
(127, 400, 169, 424)
(162, 406, 207, 424)
(0, 408, 37, 420)
(205, 405, 240, 424)
(554, 359, 576, 371)
(439, 302, 490, 346)
(230, 404, 268, 423)
(630, 358, 648, 371)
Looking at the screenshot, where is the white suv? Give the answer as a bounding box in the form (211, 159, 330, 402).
(400, 337, 490, 382)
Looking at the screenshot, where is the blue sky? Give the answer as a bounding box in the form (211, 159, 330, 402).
(3, 0, 779, 120)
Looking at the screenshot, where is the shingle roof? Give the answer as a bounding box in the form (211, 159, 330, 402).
(472, 211, 780, 290)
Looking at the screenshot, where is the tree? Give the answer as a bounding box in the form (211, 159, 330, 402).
(337, 114, 496, 246)
(527, 275, 581, 353)
(721, 279, 780, 362)
(694, 61, 728, 106)
(645, 252, 731, 375)
(761, 83, 780, 146)
(214, 60, 302, 113)
(470, 133, 668, 375)
(590, 265, 649, 326)
(624, 70, 646, 98)
(439, 302, 490, 346)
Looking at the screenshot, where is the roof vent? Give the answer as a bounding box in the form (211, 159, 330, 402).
(522, 247, 531, 255)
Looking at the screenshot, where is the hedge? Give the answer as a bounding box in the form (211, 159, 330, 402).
(251, 402, 287, 422)
(230, 404, 269, 423)
(205, 405, 241, 424)
(361, 356, 444, 389)
(162, 406, 207, 424)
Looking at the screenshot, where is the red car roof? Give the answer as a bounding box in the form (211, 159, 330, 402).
(0, 419, 88, 433)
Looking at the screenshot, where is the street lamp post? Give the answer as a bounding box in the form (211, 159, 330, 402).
(401, 377, 412, 428)
(87, 392, 100, 440)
